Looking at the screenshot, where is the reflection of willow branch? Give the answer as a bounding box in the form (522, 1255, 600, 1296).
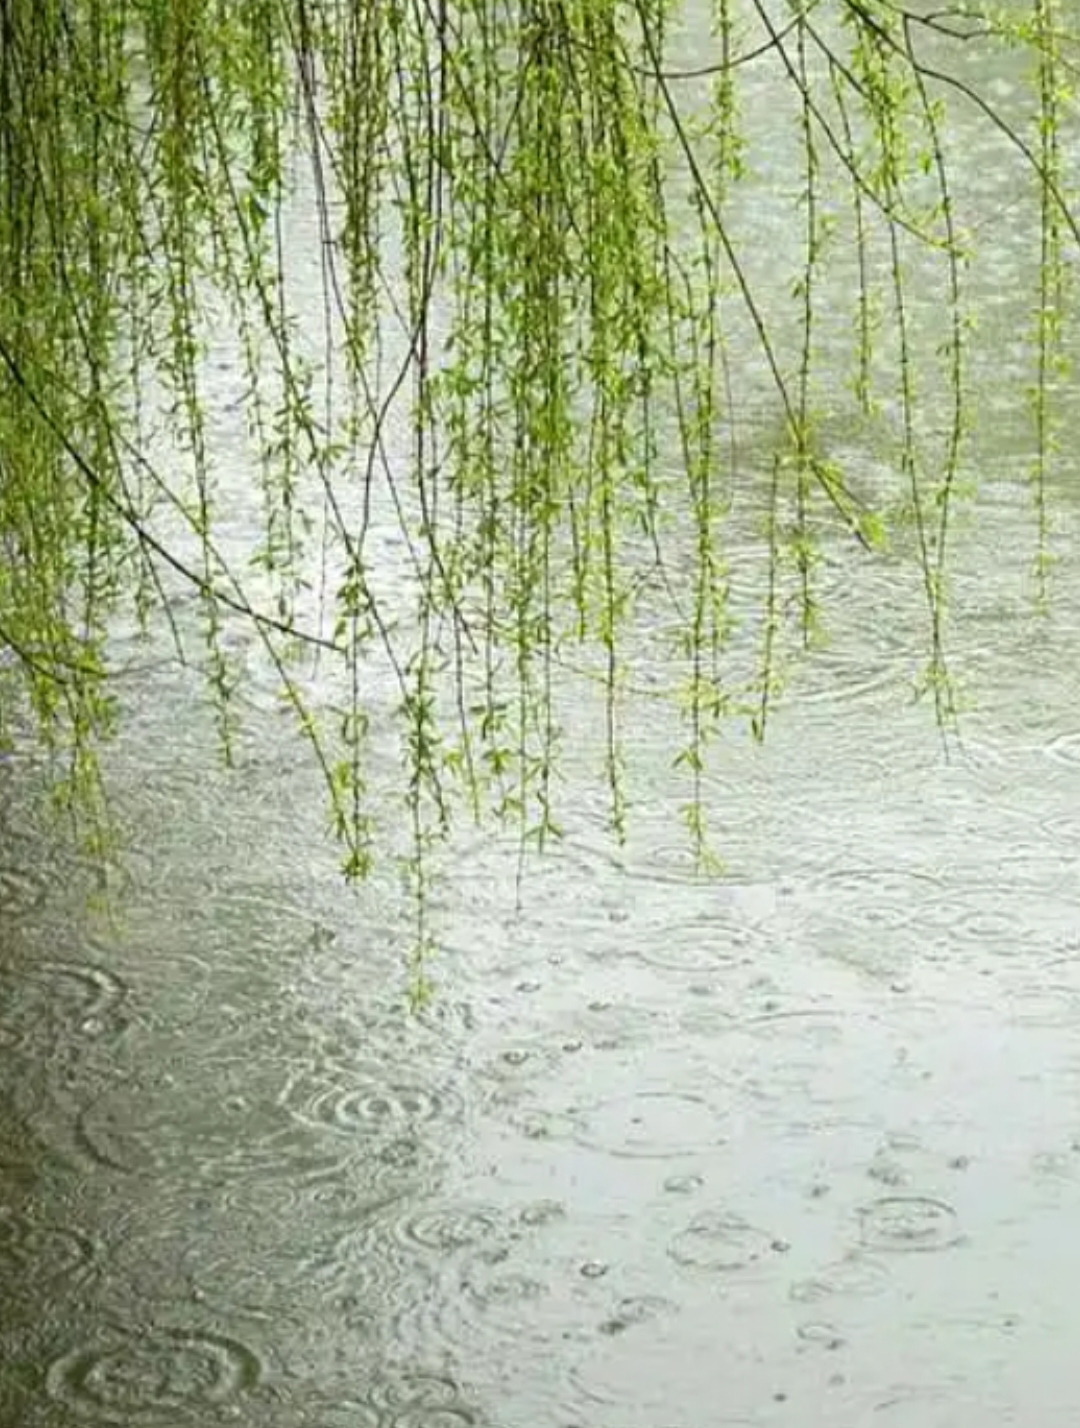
(843, 0, 1080, 250)
(0, 336, 340, 655)
(637, 6, 870, 547)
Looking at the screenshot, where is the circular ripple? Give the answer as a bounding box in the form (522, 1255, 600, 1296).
(916, 888, 1075, 950)
(281, 1066, 461, 1139)
(602, 840, 735, 890)
(0, 960, 126, 1048)
(391, 1406, 477, 1428)
(0, 1209, 96, 1286)
(478, 1040, 565, 1089)
(668, 1211, 776, 1271)
(574, 1091, 726, 1159)
(789, 1253, 892, 1302)
(461, 1249, 546, 1309)
(380, 1235, 557, 1362)
(297, 1173, 412, 1223)
(858, 1196, 960, 1252)
(76, 1081, 357, 1182)
(395, 1203, 503, 1255)
(799, 867, 941, 931)
(632, 915, 757, 973)
(365, 1372, 477, 1426)
(1004, 983, 1080, 1028)
(47, 1328, 261, 1420)
(186, 1221, 405, 1328)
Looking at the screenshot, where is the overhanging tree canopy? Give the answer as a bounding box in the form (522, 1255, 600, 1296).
(0, 0, 1074, 968)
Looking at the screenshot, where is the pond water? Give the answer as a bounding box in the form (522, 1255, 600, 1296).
(4, 14, 1080, 1428)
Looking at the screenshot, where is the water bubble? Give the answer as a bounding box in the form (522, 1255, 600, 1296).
(868, 1154, 907, 1187)
(0, 959, 126, 1051)
(797, 1321, 845, 1350)
(508, 1108, 579, 1142)
(663, 1173, 704, 1195)
(517, 1199, 565, 1228)
(597, 1295, 673, 1336)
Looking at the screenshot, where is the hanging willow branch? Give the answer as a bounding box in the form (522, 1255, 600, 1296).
(0, 0, 1075, 974)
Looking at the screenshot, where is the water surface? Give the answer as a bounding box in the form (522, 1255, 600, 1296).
(2, 11, 1080, 1426)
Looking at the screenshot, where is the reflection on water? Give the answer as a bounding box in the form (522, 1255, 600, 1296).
(5, 575, 1080, 1428)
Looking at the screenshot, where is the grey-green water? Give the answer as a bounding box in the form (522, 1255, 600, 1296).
(4, 17, 1080, 1428)
(7, 505, 1080, 1428)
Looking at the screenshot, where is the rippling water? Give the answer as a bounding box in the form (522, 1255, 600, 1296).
(5, 21, 1080, 1428)
(5, 517, 1080, 1428)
